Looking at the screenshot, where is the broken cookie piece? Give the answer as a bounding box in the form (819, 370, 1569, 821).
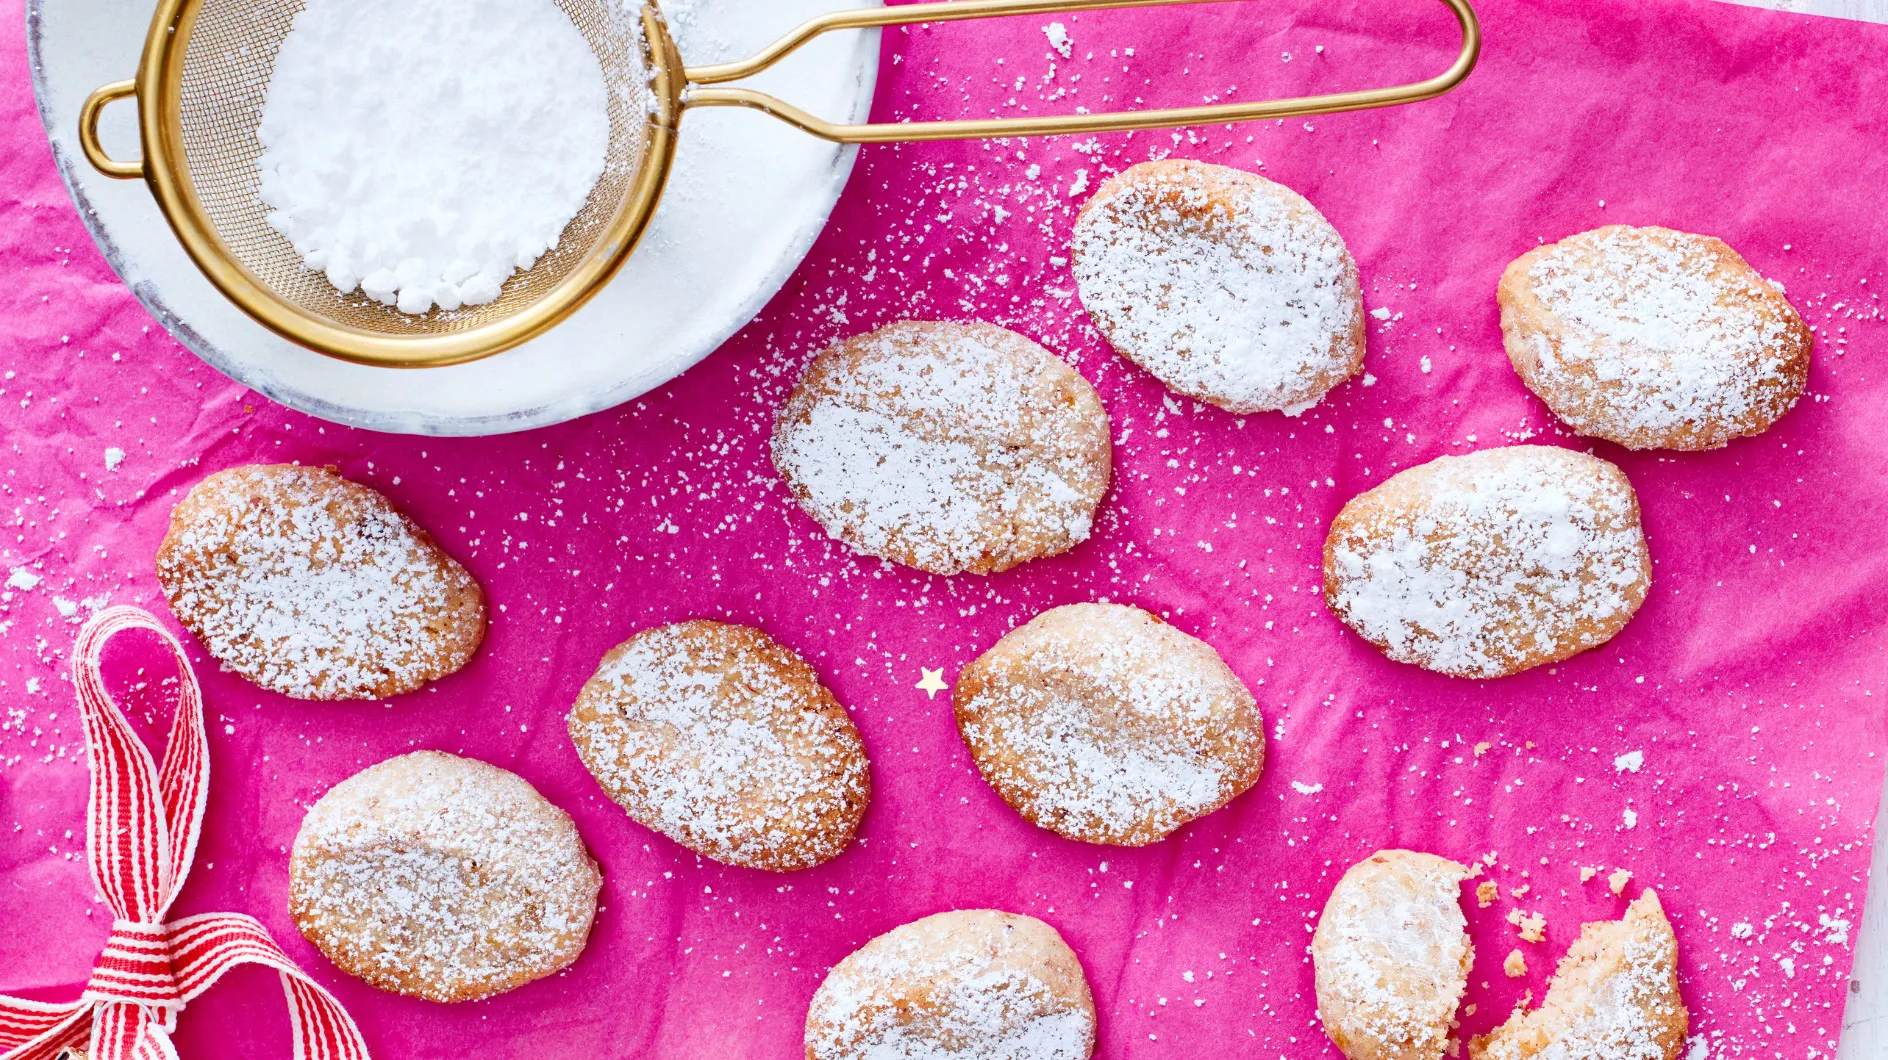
(1470, 891, 1686, 1060)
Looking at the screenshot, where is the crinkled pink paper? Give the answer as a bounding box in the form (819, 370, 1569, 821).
(3, 0, 1886, 1057)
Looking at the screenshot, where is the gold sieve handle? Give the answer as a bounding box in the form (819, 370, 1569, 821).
(79, 80, 145, 179)
(681, 0, 1480, 142)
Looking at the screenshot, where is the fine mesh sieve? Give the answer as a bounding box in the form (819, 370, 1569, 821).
(79, 0, 1479, 369)
(172, 0, 661, 338)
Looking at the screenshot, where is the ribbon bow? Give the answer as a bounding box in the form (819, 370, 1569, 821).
(0, 607, 370, 1060)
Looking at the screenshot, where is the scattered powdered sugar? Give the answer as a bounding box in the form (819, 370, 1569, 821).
(772, 323, 1109, 576)
(1473, 892, 1685, 1060)
(569, 621, 867, 870)
(1071, 162, 1360, 414)
(1521, 226, 1805, 442)
(807, 911, 1093, 1060)
(257, 0, 612, 314)
(958, 603, 1262, 846)
(289, 751, 600, 1002)
(1328, 446, 1648, 678)
(155, 465, 483, 700)
(1315, 851, 1472, 1056)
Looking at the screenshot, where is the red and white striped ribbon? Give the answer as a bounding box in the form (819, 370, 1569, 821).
(0, 607, 371, 1060)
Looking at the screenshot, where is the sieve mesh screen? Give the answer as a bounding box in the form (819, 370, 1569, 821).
(174, 0, 654, 335)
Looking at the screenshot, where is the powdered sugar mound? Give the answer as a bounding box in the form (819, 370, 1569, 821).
(772, 321, 1110, 576)
(1511, 226, 1808, 447)
(155, 464, 484, 700)
(1327, 446, 1648, 679)
(257, 0, 612, 314)
(289, 751, 601, 1002)
(806, 910, 1095, 1060)
(956, 603, 1264, 846)
(569, 620, 868, 870)
(1071, 160, 1362, 414)
(1313, 850, 1472, 1058)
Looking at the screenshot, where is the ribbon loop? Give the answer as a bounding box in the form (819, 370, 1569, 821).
(0, 608, 370, 1060)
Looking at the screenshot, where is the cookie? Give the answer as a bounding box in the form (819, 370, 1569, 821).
(1070, 159, 1365, 415)
(953, 602, 1264, 846)
(289, 751, 601, 1002)
(155, 463, 484, 700)
(1323, 445, 1650, 679)
(771, 320, 1112, 576)
(1312, 850, 1474, 1060)
(805, 909, 1096, 1060)
(1499, 225, 1811, 450)
(567, 620, 870, 871)
(1470, 891, 1687, 1060)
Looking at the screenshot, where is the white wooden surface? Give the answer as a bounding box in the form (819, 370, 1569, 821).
(1725, 0, 1887, 21)
(1839, 783, 1888, 1059)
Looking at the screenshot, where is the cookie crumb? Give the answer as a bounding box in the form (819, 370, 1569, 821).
(1503, 949, 1528, 977)
(1608, 868, 1632, 895)
(1476, 880, 1499, 908)
(1507, 909, 1547, 942)
(1580, 865, 1598, 883)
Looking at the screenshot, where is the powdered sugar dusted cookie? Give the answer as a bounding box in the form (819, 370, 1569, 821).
(805, 909, 1096, 1060)
(953, 602, 1264, 846)
(567, 620, 870, 871)
(1500, 225, 1811, 450)
(1323, 446, 1650, 679)
(1070, 159, 1365, 415)
(289, 751, 601, 1002)
(156, 464, 484, 700)
(1471, 891, 1687, 1060)
(1313, 850, 1474, 1060)
(771, 321, 1111, 576)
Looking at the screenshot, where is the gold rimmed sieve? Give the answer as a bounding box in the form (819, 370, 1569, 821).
(79, 0, 1480, 369)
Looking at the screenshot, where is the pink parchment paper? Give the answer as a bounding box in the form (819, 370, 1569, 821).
(3, 0, 1886, 1056)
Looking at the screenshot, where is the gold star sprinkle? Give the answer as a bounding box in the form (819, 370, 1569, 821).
(915, 667, 948, 699)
